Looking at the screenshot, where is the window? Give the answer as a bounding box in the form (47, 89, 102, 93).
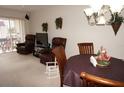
(0, 17, 26, 53)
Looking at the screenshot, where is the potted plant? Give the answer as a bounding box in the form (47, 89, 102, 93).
(111, 12, 124, 35)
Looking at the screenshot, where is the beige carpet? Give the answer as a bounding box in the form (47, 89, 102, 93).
(0, 52, 60, 87)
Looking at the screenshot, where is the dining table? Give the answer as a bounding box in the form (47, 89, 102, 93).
(63, 54, 124, 87)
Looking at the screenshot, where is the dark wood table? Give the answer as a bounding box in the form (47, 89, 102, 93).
(64, 54, 124, 87)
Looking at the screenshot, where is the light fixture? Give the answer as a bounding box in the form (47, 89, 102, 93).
(84, 5, 124, 25)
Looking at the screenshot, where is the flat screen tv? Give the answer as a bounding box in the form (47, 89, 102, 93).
(36, 33, 49, 48)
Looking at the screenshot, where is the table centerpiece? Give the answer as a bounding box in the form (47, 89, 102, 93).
(95, 46, 111, 67)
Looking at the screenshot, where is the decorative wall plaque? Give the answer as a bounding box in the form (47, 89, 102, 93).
(42, 23, 48, 32)
(55, 17, 63, 29)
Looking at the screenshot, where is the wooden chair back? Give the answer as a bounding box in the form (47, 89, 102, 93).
(52, 37, 67, 49)
(78, 43, 94, 54)
(80, 72, 124, 87)
(52, 46, 67, 87)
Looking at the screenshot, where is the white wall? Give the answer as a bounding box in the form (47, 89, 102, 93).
(30, 5, 124, 59)
(0, 8, 26, 19)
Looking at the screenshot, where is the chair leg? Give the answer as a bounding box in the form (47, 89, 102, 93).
(60, 78, 63, 87)
(60, 82, 63, 87)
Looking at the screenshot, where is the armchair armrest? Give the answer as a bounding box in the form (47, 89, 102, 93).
(16, 43, 25, 47)
(80, 72, 124, 87)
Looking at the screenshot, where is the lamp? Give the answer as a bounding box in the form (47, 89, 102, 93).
(84, 5, 124, 25)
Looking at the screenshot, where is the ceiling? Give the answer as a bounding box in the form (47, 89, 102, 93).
(0, 5, 48, 12)
(0, 5, 89, 13)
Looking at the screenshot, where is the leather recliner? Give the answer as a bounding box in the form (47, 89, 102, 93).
(16, 34, 35, 54)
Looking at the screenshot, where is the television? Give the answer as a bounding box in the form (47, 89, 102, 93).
(35, 33, 49, 48)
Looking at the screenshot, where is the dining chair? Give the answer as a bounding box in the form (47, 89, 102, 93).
(80, 72, 124, 87)
(52, 46, 67, 87)
(40, 37, 67, 65)
(77, 42, 94, 54)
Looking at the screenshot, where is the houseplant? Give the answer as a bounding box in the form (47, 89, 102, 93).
(110, 12, 124, 35)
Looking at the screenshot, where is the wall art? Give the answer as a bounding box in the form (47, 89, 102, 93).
(55, 17, 63, 29)
(42, 23, 48, 32)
